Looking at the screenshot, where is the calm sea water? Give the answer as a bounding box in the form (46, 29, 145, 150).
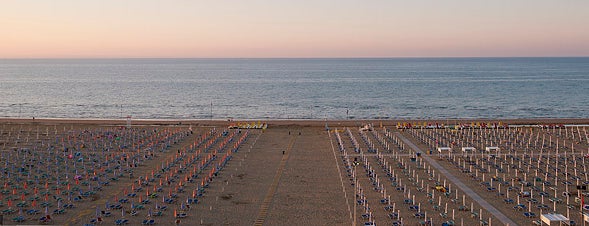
(0, 58, 588, 120)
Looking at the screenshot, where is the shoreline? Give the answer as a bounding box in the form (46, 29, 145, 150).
(1, 117, 589, 127)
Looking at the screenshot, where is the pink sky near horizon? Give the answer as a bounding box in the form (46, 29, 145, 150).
(1, 0, 588, 58)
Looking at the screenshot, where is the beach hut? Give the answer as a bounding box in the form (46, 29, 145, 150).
(484, 147, 500, 153)
(485, 147, 500, 158)
(437, 147, 452, 158)
(437, 147, 452, 153)
(540, 213, 568, 226)
(461, 147, 475, 156)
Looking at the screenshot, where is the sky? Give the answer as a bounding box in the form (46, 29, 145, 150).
(1, 0, 588, 58)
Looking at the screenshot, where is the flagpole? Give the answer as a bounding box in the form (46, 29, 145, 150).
(346, 108, 349, 120)
(578, 184, 588, 226)
(353, 164, 356, 226)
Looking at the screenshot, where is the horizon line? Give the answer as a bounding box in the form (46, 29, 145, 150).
(2, 56, 589, 60)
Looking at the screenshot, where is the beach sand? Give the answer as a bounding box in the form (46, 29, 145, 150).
(0, 118, 588, 226)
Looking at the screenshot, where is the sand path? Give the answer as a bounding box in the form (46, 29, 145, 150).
(396, 132, 519, 226)
(263, 127, 350, 225)
(253, 133, 296, 225)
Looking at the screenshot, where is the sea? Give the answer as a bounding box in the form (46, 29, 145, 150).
(0, 58, 588, 120)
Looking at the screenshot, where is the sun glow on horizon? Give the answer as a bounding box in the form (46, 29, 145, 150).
(1, 0, 588, 58)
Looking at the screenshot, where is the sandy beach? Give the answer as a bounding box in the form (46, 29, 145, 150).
(0, 118, 588, 226)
